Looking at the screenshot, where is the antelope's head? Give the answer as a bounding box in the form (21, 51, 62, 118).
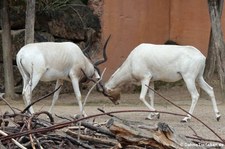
(102, 87, 120, 105)
(80, 35, 111, 83)
(81, 35, 120, 105)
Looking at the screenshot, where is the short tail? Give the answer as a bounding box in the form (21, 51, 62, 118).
(16, 55, 29, 92)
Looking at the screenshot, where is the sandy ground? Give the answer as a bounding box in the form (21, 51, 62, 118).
(1, 83, 225, 147)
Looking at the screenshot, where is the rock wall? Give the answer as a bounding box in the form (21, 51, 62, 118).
(0, 0, 102, 95)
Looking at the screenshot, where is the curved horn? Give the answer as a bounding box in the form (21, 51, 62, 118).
(82, 38, 92, 54)
(82, 31, 93, 59)
(94, 35, 111, 66)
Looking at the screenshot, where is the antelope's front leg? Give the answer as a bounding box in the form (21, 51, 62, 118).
(140, 78, 159, 120)
(48, 79, 63, 114)
(147, 82, 160, 119)
(70, 75, 87, 117)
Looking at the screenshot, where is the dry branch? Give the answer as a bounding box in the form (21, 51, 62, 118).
(0, 108, 224, 148)
(22, 85, 62, 114)
(78, 120, 115, 138)
(0, 130, 27, 149)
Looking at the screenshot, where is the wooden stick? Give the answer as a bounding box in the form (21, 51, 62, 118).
(79, 120, 115, 138)
(0, 130, 27, 149)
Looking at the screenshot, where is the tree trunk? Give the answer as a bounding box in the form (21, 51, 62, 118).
(25, 0, 36, 44)
(1, 0, 15, 100)
(207, 0, 225, 95)
(205, 0, 223, 80)
(204, 30, 216, 80)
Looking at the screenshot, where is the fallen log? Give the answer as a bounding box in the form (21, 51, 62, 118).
(106, 118, 206, 149)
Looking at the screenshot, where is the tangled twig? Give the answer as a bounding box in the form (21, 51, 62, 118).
(22, 85, 62, 114)
(0, 93, 16, 114)
(0, 109, 213, 142)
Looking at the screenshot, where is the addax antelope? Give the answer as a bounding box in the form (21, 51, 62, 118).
(103, 43, 221, 122)
(16, 36, 110, 115)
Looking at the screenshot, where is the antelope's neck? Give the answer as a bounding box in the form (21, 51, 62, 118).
(105, 66, 132, 90)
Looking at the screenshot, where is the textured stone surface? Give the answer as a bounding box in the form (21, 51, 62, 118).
(0, 0, 102, 95)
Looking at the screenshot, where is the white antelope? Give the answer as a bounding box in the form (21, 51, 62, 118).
(16, 36, 110, 114)
(104, 43, 221, 122)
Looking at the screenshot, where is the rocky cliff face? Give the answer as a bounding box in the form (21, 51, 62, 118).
(0, 0, 103, 95)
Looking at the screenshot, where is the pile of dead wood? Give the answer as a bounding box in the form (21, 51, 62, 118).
(0, 85, 224, 149)
(0, 107, 224, 149)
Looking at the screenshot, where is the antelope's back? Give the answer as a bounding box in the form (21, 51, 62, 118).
(18, 42, 87, 65)
(127, 43, 206, 82)
(16, 42, 88, 80)
(131, 43, 205, 62)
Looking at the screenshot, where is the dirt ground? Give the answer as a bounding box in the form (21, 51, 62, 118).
(1, 81, 225, 147)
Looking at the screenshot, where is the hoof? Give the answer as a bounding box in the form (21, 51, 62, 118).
(146, 113, 160, 120)
(180, 119, 188, 123)
(74, 114, 85, 119)
(180, 117, 190, 123)
(156, 113, 160, 119)
(145, 117, 157, 120)
(216, 114, 221, 122)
